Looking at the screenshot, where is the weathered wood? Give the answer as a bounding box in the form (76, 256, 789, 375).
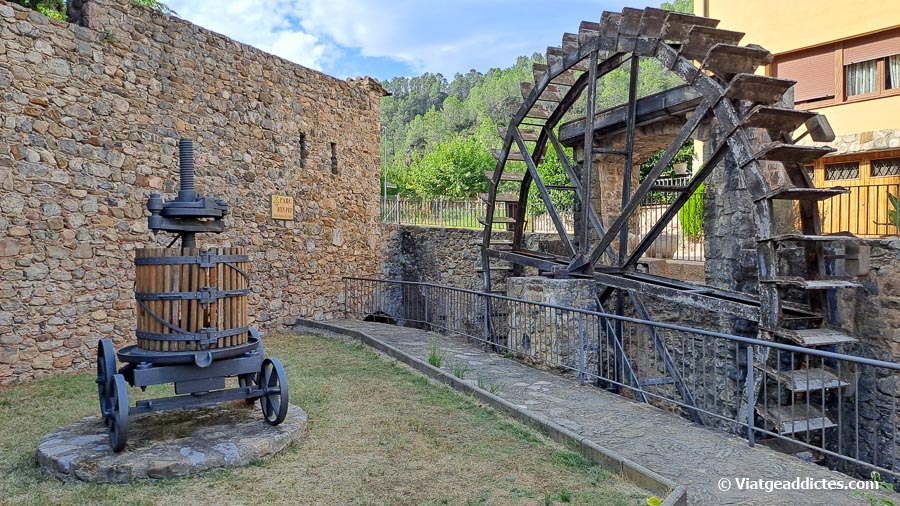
(599, 11, 623, 51)
(562, 32, 579, 51)
(578, 21, 600, 45)
(523, 103, 553, 120)
(546, 47, 589, 71)
(703, 43, 772, 77)
(742, 106, 816, 131)
(484, 170, 525, 183)
(638, 7, 667, 38)
(499, 127, 537, 142)
(805, 115, 836, 142)
(532, 63, 579, 86)
(752, 143, 834, 164)
(660, 12, 719, 43)
(587, 96, 713, 266)
(492, 148, 526, 162)
(559, 85, 702, 144)
(135, 247, 248, 351)
(758, 405, 836, 434)
(764, 277, 861, 289)
(725, 73, 795, 105)
(680, 26, 744, 60)
(478, 216, 517, 225)
(593, 272, 761, 321)
(521, 81, 568, 102)
(616, 8, 642, 53)
(478, 192, 519, 203)
(771, 327, 858, 347)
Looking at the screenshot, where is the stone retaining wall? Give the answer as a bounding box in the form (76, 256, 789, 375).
(0, 0, 384, 383)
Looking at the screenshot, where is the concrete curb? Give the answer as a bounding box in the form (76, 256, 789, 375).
(295, 319, 688, 506)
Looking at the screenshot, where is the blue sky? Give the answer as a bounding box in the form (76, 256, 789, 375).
(165, 0, 638, 81)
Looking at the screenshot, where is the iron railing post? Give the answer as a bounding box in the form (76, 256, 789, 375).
(746, 344, 756, 447)
(423, 285, 430, 329)
(578, 313, 586, 386)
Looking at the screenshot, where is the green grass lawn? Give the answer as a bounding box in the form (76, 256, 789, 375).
(0, 332, 652, 505)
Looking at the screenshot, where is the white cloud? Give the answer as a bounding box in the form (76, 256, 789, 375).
(166, 0, 331, 71)
(165, 0, 629, 78)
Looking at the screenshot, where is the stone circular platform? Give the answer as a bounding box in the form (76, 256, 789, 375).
(37, 403, 307, 483)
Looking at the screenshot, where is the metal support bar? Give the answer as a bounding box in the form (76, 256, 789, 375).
(618, 55, 641, 266)
(512, 127, 576, 255)
(623, 123, 732, 269)
(580, 49, 599, 254)
(588, 96, 714, 265)
(596, 296, 648, 403)
(629, 291, 703, 425)
(547, 130, 615, 266)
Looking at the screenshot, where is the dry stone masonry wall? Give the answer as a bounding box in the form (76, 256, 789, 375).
(0, 0, 384, 383)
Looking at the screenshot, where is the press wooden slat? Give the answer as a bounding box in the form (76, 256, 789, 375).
(703, 43, 772, 77)
(660, 12, 719, 43)
(210, 248, 218, 349)
(725, 73, 795, 105)
(135, 250, 144, 350)
(680, 25, 744, 60)
(241, 251, 248, 345)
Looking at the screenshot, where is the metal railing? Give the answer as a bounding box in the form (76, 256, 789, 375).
(629, 176, 705, 262)
(343, 276, 900, 481)
(819, 182, 900, 237)
(380, 196, 573, 233)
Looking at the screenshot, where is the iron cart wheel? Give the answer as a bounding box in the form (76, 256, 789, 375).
(108, 374, 129, 452)
(259, 357, 289, 425)
(96, 338, 116, 423)
(238, 372, 259, 405)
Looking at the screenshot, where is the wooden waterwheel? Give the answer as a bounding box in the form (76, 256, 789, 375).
(479, 7, 865, 434)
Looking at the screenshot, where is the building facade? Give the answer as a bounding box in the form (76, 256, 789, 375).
(699, 0, 900, 237)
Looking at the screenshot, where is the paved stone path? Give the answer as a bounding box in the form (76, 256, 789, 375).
(306, 320, 879, 506)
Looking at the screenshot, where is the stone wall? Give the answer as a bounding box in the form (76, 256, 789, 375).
(0, 0, 384, 383)
(380, 224, 558, 291)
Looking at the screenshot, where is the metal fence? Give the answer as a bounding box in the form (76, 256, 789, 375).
(380, 196, 573, 233)
(629, 176, 705, 262)
(343, 276, 900, 481)
(820, 182, 900, 237)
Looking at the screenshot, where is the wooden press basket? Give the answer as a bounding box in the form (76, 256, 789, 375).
(134, 247, 250, 352)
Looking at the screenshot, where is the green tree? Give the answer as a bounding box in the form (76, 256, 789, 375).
(660, 0, 694, 14)
(403, 136, 495, 199)
(8, 0, 65, 20)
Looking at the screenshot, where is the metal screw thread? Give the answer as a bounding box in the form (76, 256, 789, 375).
(178, 138, 195, 195)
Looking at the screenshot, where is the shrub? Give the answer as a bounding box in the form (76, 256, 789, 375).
(678, 183, 704, 240)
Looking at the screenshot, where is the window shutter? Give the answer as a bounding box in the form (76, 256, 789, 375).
(844, 28, 900, 64)
(774, 46, 836, 102)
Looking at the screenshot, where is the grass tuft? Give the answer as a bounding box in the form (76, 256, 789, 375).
(451, 361, 470, 379)
(427, 340, 443, 368)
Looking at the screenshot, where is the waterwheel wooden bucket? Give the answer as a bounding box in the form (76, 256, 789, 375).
(134, 247, 250, 352)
